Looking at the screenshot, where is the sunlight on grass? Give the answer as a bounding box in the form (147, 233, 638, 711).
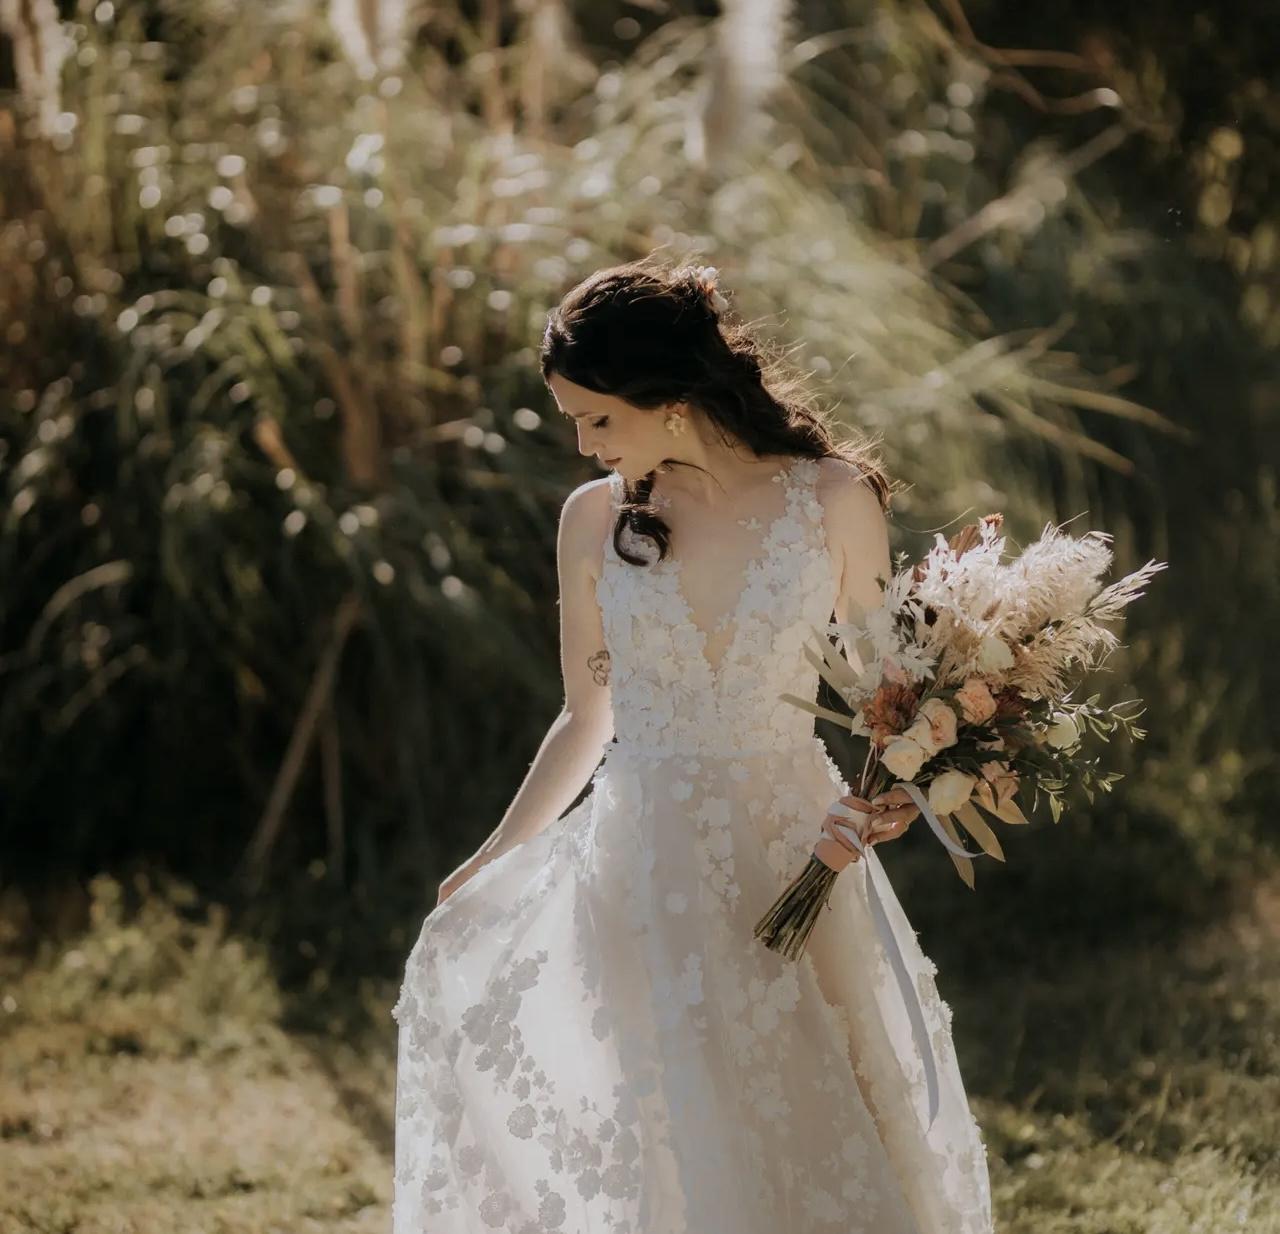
(0, 874, 389, 1233)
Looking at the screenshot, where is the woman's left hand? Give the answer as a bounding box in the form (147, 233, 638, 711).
(816, 786, 922, 872)
(864, 786, 921, 844)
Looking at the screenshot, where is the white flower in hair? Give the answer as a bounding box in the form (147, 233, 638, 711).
(693, 265, 729, 315)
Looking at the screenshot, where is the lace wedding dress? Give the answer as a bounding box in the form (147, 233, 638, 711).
(392, 456, 994, 1233)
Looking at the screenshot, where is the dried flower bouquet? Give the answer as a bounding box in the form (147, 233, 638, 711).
(754, 511, 1167, 961)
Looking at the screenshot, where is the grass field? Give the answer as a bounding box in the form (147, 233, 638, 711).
(2, 867, 1276, 1234)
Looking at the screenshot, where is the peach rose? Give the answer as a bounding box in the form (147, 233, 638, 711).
(902, 697, 959, 755)
(953, 678, 997, 726)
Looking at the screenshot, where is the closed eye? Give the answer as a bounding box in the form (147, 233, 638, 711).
(591, 417, 609, 429)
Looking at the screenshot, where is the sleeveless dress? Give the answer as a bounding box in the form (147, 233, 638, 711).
(391, 456, 995, 1234)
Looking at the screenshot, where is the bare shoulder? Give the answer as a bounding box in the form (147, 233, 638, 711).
(813, 456, 886, 527)
(814, 457, 892, 609)
(561, 475, 614, 530)
(558, 476, 616, 580)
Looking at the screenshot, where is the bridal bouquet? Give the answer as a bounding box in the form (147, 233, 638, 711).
(754, 511, 1167, 961)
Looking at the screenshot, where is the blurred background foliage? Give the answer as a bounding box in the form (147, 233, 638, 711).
(2, 0, 1278, 1229)
(1, 0, 1277, 924)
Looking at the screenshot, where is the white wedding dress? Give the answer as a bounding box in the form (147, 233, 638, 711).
(392, 456, 994, 1233)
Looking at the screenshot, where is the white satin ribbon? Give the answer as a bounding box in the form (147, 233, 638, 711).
(825, 780, 986, 1132)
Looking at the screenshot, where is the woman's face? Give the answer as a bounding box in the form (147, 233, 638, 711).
(546, 372, 676, 480)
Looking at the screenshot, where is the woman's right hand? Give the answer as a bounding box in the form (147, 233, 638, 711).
(436, 853, 492, 907)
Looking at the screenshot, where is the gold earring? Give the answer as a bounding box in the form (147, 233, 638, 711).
(665, 411, 687, 436)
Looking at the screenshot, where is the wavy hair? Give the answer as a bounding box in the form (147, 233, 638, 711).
(540, 256, 896, 567)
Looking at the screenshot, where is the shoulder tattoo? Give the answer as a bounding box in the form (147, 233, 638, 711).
(587, 649, 611, 686)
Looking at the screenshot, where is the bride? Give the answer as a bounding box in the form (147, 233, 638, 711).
(391, 258, 995, 1233)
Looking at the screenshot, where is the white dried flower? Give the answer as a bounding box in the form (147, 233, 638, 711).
(693, 264, 729, 314)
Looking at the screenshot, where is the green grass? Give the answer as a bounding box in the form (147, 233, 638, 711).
(961, 889, 1280, 1233)
(2, 868, 1276, 1233)
(0, 874, 392, 1234)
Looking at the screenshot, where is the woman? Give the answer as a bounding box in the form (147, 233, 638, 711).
(392, 258, 994, 1233)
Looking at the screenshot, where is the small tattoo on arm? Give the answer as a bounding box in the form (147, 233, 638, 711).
(588, 649, 611, 686)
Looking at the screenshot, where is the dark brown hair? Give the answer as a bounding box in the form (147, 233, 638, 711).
(540, 256, 895, 567)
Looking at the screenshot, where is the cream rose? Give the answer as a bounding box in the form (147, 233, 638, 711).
(976, 634, 1014, 672)
(1045, 714, 1080, 749)
(880, 736, 929, 780)
(953, 677, 997, 726)
(928, 769, 978, 815)
(903, 697, 959, 755)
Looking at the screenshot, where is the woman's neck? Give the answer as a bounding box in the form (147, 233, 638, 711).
(653, 437, 789, 508)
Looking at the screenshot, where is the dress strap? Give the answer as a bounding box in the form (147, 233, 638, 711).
(601, 472, 625, 565)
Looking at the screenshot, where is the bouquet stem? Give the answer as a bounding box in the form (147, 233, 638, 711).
(755, 762, 882, 960)
(752, 852, 842, 959)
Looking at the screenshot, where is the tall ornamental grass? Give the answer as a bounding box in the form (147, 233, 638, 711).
(0, 0, 1272, 908)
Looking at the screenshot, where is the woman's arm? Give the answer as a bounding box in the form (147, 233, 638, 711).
(824, 460, 892, 635)
(818, 460, 919, 853)
(815, 456, 893, 681)
(442, 478, 616, 894)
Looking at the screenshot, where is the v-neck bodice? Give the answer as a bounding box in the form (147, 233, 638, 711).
(652, 456, 805, 671)
(596, 456, 838, 760)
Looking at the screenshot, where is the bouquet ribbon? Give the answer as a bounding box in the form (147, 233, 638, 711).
(824, 780, 984, 1132)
